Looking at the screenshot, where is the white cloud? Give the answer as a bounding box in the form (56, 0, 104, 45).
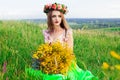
(0, 0, 120, 19)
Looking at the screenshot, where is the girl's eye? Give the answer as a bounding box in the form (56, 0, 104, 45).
(58, 15, 61, 18)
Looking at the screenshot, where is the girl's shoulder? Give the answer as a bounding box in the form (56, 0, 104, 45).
(43, 29, 48, 33)
(67, 28, 73, 35)
(43, 29, 49, 34)
(42, 29, 50, 37)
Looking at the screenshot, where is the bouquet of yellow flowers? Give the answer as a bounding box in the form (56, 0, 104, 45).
(32, 41, 75, 75)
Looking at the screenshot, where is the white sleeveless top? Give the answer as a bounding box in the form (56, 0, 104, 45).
(43, 28, 72, 44)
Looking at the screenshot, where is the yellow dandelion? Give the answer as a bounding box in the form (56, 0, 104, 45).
(110, 51, 120, 60)
(114, 65, 120, 70)
(32, 54, 38, 59)
(102, 62, 109, 69)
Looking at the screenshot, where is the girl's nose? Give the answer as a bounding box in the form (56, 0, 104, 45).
(56, 16, 59, 20)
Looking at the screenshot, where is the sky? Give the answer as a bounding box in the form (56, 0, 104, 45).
(0, 0, 120, 20)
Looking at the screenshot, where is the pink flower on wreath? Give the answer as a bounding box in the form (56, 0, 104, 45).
(57, 4, 62, 10)
(48, 4, 52, 9)
(45, 4, 49, 9)
(51, 4, 57, 9)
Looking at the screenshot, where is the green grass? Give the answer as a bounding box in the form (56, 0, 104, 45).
(0, 21, 120, 80)
(95, 27, 120, 32)
(74, 29, 120, 80)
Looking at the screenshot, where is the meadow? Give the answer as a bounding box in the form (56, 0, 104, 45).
(0, 21, 120, 80)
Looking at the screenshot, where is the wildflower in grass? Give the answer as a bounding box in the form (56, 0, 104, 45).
(102, 62, 109, 69)
(32, 53, 39, 59)
(6, 77, 8, 80)
(2, 61, 7, 73)
(32, 41, 75, 74)
(114, 65, 120, 70)
(110, 66, 114, 70)
(110, 51, 120, 60)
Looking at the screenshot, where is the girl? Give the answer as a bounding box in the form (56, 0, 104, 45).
(26, 3, 98, 80)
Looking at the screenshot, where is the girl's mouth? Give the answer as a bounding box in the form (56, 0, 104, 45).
(55, 21, 59, 23)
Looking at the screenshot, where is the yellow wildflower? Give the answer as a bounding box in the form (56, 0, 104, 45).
(114, 65, 120, 70)
(110, 51, 120, 60)
(102, 62, 109, 69)
(32, 54, 38, 59)
(32, 41, 75, 74)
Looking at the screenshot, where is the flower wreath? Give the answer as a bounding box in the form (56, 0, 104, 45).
(43, 3, 68, 14)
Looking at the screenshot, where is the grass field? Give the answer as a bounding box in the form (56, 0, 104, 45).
(0, 21, 120, 80)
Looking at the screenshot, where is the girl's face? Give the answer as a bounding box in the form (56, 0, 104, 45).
(51, 10, 62, 26)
